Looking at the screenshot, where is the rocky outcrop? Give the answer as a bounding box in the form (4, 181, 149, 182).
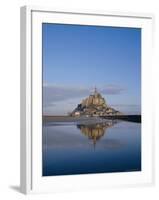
(70, 88, 121, 117)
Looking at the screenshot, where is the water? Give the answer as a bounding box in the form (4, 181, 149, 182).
(42, 119, 141, 176)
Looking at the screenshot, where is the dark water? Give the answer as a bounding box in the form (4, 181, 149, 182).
(42, 120, 141, 176)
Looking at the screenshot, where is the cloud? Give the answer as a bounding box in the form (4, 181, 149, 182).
(42, 84, 125, 115)
(101, 84, 125, 95)
(43, 85, 89, 106)
(43, 84, 125, 105)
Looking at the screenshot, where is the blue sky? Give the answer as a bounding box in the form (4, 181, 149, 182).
(42, 23, 141, 115)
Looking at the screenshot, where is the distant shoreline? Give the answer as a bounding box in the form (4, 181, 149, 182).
(101, 115, 141, 123)
(43, 115, 141, 123)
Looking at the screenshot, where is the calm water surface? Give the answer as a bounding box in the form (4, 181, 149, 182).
(42, 120, 141, 176)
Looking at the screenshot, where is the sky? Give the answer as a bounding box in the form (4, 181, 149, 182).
(42, 23, 141, 115)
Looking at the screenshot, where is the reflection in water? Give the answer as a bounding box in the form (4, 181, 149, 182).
(77, 120, 118, 148)
(43, 120, 141, 176)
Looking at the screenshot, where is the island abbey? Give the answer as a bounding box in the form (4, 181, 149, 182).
(70, 88, 121, 117)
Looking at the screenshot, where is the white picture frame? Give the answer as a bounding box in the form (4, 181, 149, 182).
(20, 5, 154, 194)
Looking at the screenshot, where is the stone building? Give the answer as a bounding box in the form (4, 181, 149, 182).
(70, 88, 121, 117)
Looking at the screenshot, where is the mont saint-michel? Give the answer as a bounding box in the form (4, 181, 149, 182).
(70, 88, 121, 117)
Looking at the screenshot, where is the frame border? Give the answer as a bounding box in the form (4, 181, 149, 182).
(20, 6, 154, 194)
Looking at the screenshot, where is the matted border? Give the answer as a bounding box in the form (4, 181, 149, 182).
(20, 6, 154, 194)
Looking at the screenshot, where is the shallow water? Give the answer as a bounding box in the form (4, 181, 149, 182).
(42, 120, 141, 176)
